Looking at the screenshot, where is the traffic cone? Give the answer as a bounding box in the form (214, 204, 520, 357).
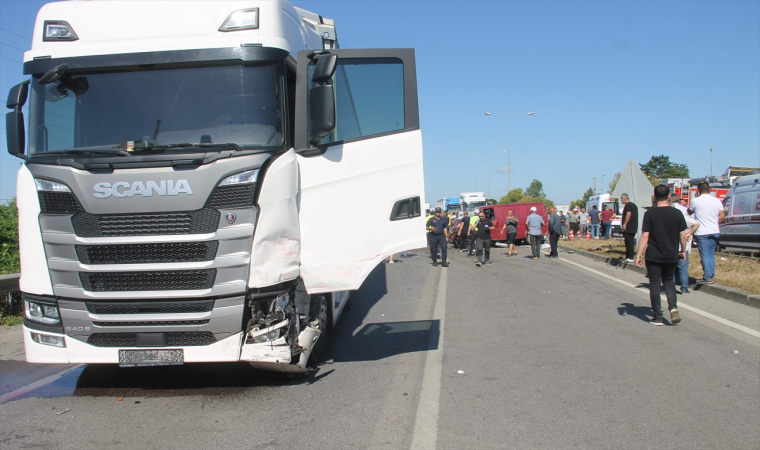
(569, 229, 574, 240)
(586, 229, 591, 239)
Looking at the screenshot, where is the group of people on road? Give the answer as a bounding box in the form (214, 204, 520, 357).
(424, 205, 548, 266)
(420, 181, 726, 327)
(632, 182, 725, 325)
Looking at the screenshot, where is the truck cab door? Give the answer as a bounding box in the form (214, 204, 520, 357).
(294, 49, 425, 293)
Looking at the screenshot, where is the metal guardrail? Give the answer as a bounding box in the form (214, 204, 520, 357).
(0, 273, 20, 294)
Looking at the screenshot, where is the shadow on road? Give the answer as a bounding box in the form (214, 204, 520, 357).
(617, 302, 653, 323)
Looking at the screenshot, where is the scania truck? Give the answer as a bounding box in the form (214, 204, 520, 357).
(6, 1, 425, 373)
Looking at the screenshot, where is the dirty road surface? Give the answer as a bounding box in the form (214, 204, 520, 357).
(1, 246, 758, 449)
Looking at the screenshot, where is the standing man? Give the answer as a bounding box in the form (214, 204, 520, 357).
(635, 185, 688, 326)
(620, 193, 639, 263)
(548, 207, 561, 258)
(526, 206, 545, 260)
(426, 207, 449, 267)
(578, 208, 588, 238)
(588, 205, 601, 239)
(457, 210, 470, 251)
(688, 182, 725, 284)
(567, 208, 578, 237)
(473, 211, 494, 267)
(466, 209, 480, 256)
(558, 210, 567, 239)
(600, 205, 614, 239)
(673, 197, 700, 294)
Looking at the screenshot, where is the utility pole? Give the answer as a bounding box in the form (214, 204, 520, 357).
(593, 177, 597, 194)
(710, 147, 714, 177)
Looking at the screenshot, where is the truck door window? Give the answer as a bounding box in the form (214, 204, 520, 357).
(310, 58, 404, 145)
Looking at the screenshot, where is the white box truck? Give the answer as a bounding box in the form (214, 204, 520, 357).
(6, 1, 425, 373)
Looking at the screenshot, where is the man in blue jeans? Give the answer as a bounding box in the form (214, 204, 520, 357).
(588, 205, 601, 239)
(688, 182, 726, 284)
(671, 194, 700, 294)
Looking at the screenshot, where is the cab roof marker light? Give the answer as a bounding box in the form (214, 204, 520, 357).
(219, 169, 259, 186)
(43, 21, 78, 41)
(219, 8, 259, 32)
(35, 179, 71, 192)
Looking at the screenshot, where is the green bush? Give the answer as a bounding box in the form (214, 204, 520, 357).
(0, 198, 20, 275)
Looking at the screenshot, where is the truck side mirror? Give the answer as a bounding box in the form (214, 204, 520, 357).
(6, 80, 30, 159)
(308, 54, 337, 147)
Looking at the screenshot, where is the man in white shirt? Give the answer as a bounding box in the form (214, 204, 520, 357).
(672, 195, 700, 294)
(688, 182, 726, 284)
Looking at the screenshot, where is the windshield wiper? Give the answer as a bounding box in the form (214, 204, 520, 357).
(140, 143, 242, 152)
(38, 149, 130, 157)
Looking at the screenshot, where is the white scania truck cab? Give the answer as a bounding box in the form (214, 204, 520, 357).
(6, 1, 426, 373)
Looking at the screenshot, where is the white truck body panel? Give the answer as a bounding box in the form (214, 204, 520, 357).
(298, 130, 426, 293)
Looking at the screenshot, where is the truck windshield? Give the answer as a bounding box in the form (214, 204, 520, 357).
(466, 201, 487, 209)
(28, 62, 283, 156)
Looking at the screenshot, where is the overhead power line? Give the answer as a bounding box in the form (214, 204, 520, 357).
(1, 41, 28, 52)
(1, 27, 31, 41)
(1, 54, 22, 63)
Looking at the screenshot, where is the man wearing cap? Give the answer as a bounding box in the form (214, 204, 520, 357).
(427, 207, 450, 267)
(525, 206, 545, 260)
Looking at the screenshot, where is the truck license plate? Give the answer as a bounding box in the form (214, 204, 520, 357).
(119, 349, 183, 367)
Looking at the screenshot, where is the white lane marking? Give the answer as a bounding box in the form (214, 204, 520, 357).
(0, 365, 83, 404)
(557, 256, 760, 339)
(410, 268, 447, 449)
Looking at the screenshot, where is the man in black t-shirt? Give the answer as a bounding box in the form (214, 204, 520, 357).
(473, 211, 494, 267)
(636, 185, 687, 326)
(620, 193, 639, 262)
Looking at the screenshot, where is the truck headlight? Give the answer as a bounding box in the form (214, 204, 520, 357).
(30, 332, 66, 347)
(25, 300, 61, 324)
(35, 178, 83, 214)
(206, 169, 259, 208)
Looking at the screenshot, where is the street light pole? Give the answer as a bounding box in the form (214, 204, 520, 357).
(484, 111, 534, 192)
(710, 147, 714, 177)
(475, 149, 506, 201)
(464, 167, 488, 191)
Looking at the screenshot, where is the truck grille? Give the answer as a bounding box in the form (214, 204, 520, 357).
(86, 300, 214, 314)
(75, 241, 218, 265)
(87, 332, 216, 347)
(71, 208, 220, 237)
(79, 269, 216, 291)
(92, 320, 209, 327)
(206, 184, 255, 208)
(38, 192, 83, 214)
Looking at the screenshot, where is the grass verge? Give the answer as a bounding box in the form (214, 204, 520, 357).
(561, 238, 760, 295)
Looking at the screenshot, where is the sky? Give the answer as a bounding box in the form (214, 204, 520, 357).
(1, 0, 759, 205)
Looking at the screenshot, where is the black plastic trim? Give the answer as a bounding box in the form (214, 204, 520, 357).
(390, 196, 421, 221)
(23, 318, 64, 333)
(24, 47, 289, 75)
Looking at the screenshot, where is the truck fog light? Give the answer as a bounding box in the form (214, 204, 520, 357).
(30, 332, 66, 348)
(25, 300, 61, 324)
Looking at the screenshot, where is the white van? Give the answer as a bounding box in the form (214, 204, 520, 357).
(719, 174, 760, 252)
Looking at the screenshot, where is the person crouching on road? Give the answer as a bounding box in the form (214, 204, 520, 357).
(427, 207, 449, 267)
(635, 185, 688, 326)
(526, 206, 545, 260)
(473, 211, 494, 267)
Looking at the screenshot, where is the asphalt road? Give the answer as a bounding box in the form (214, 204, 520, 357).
(1, 244, 758, 449)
